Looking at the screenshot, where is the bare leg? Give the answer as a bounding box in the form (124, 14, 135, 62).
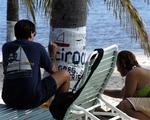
(51, 70, 70, 93)
(41, 70, 70, 108)
(41, 43, 70, 108)
(117, 99, 150, 120)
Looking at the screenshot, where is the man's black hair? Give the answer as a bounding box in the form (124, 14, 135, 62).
(14, 19, 36, 39)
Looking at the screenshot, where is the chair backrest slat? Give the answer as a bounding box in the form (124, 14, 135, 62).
(0, 104, 53, 120)
(64, 45, 118, 120)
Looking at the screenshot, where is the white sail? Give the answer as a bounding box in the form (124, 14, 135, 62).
(7, 46, 32, 72)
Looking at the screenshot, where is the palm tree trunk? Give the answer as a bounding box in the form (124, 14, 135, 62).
(50, 0, 87, 81)
(7, 0, 19, 42)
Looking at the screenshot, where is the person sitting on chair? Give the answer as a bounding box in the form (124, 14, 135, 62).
(102, 50, 150, 120)
(2, 19, 70, 109)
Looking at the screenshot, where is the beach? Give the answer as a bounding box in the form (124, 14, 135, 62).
(0, 0, 150, 103)
(0, 63, 123, 106)
(0, 63, 121, 100)
(1, 55, 150, 106)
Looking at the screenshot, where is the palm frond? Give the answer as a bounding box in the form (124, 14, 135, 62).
(21, 0, 52, 22)
(144, 0, 149, 4)
(22, 0, 91, 20)
(37, 0, 52, 18)
(36, 0, 90, 19)
(104, 0, 150, 56)
(21, 0, 36, 22)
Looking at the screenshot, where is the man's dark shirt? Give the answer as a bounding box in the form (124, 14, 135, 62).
(2, 40, 52, 108)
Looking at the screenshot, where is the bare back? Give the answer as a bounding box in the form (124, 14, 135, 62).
(123, 67, 150, 98)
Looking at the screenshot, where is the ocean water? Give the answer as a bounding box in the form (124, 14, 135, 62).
(0, 0, 150, 64)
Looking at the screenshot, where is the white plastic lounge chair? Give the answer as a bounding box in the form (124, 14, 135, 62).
(0, 44, 134, 120)
(0, 104, 53, 120)
(63, 44, 135, 120)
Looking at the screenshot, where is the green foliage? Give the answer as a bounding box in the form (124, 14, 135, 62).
(104, 0, 150, 56)
(21, 0, 150, 55)
(21, 0, 36, 21)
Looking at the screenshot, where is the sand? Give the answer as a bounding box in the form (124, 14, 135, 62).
(0, 63, 124, 105)
(0, 56, 150, 106)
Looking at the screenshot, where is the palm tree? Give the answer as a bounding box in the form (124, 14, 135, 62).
(49, 0, 88, 80)
(7, 0, 19, 42)
(21, 0, 150, 80)
(22, 0, 88, 80)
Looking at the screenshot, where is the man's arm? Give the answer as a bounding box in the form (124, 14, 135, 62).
(104, 87, 125, 98)
(48, 42, 58, 73)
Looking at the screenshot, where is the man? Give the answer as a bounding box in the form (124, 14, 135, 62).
(2, 19, 70, 109)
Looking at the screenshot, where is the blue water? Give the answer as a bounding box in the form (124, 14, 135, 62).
(0, 0, 150, 61)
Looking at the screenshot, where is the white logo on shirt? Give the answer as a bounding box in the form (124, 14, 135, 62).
(7, 46, 32, 72)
